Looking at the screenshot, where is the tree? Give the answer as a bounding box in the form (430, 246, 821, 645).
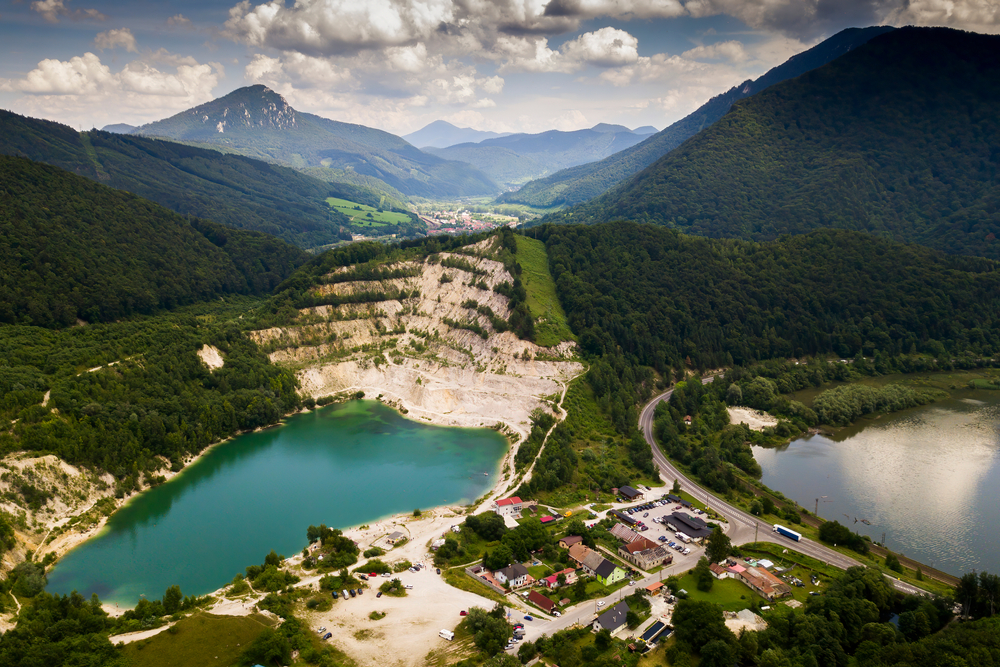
(726, 383, 743, 405)
(705, 526, 731, 563)
(573, 577, 587, 600)
(694, 558, 715, 592)
(626, 610, 642, 628)
(884, 553, 903, 573)
(264, 550, 282, 567)
(238, 627, 291, 666)
(750, 499, 763, 516)
(557, 573, 567, 587)
(672, 478, 682, 494)
(672, 599, 733, 652)
(483, 544, 514, 571)
(761, 496, 776, 516)
(700, 639, 735, 667)
(594, 628, 612, 650)
(162, 585, 183, 615)
(517, 640, 538, 663)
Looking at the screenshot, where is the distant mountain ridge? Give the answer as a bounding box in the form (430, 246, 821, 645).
(544, 27, 1000, 261)
(425, 123, 658, 189)
(501, 25, 895, 208)
(402, 120, 508, 148)
(101, 123, 135, 134)
(133, 86, 498, 198)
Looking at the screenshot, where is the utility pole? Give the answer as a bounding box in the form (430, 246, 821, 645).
(754, 522, 758, 547)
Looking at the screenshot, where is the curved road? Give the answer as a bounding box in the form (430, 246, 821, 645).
(640, 382, 925, 596)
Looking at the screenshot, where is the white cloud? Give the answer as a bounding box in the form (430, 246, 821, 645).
(682, 39, 746, 62)
(31, 0, 107, 23)
(561, 27, 639, 67)
(882, 0, 1000, 33)
(167, 14, 193, 28)
(1, 52, 222, 127)
(95, 28, 138, 53)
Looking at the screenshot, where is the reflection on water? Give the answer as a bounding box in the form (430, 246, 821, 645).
(46, 401, 506, 606)
(753, 391, 1000, 576)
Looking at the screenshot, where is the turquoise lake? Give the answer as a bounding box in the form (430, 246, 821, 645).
(46, 400, 507, 606)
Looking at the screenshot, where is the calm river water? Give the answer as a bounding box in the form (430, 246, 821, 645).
(47, 400, 506, 606)
(753, 390, 1000, 577)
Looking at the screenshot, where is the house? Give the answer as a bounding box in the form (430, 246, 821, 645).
(738, 566, 792, 601)
(593, 600, 631, 635)
(386, 531, 406, 545)
(683, 415, 693, 425)
(619, 485, 644, 501)
(581, 551, 606, 577)
(527, 590, 555, 614)
(559, 535, 583, 549)
(568, 543, 596, 569)
(619, 539, 673, 570)
(492, 496, 523, 518)
(665, 512, 713, 541)
(542, 568, 577, 589)
(594, 559, 627, 587)
(709, 563, 730, 579)
(495, 563, 530, 588)
(609, 523, 643, 543)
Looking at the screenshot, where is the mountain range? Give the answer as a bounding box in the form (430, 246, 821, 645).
(542, 27, 1000, 261)
(402, 120, 509, 148)
(500, 25, 895, 208)
(132, 86, 498, 198)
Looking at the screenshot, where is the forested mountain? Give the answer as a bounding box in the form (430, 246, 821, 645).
(133, 85, 498, 198)
(528, 222, 1000, 373)
(0, 110, 354, 248)
(549, 27, 1000, 261)
(0, 156, 307, 327)
(502, 26, 893, 207)
(403, 120, 507, 148)
(422, 144, 548, 188)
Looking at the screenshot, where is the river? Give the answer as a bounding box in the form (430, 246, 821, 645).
(753, 390, 1000, 577)
(46, 400, 507, 606)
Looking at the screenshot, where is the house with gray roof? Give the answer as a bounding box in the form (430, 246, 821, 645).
(594, 600, 631, 635)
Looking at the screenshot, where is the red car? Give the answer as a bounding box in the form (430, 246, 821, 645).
(460, 610, 468, 616)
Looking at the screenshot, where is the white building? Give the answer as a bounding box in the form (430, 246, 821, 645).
(492, 496, 523, 518)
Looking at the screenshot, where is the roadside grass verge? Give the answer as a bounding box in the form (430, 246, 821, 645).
(120, 611, 278, 667)
(515, 235, 575, 347)
(442, 568, 508, 605)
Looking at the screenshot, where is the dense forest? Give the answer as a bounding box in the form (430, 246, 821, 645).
(0, 156, 307, 328)
(546, 28, 1000, 261)
(0, 110, 358, 248)
(501, 26, 893, 208)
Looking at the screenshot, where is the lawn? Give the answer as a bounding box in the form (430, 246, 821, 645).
(120, 611, 278, 667)
(442, 569, 508, 605)
(515, 236, 575, 347)
(675, 573, 764, 612)
(326, 197, 412, 226)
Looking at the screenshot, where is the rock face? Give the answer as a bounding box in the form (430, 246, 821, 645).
(252, 239, 582, 443)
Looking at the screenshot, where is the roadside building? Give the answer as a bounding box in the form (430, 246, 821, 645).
(610, 510, 638, 526)
(738, 566, 792, 601)
(594, 559, 627, 586)
(542, 568, 577, 589)
(709, 563, 730, 579)
(593, 601, 631, 635)
(495, 563, 530, 589)
(609, 523, 643, 543)
(619, 485, 644, 501)
(581, 551, 606, 577)
(568, 543, 594, 568)
(559, 535, 583, 549)
(386, 531, 406, 545)
(665, 512, 713, 541)
(665, 494, 693, 509)
(645, 581, 664, 597)
(527, 590, 555, 614)
(619, 539, 672, 570)
(492, 496, 523, 518)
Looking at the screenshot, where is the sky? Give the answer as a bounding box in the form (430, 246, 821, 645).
(1, 0, 998, 136)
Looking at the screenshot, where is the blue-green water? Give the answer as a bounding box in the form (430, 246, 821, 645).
(47, 400, 506, 606)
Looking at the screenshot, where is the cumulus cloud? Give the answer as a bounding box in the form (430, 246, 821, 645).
(682, 39, 746, 62)
(31, 0, 107, 23)
(883, 0, 1000, 33)
(562, 27, 639, 67)
(167, 14, 193, 28)
(94, 28, 138, 53)
(1, 52, 222, 127)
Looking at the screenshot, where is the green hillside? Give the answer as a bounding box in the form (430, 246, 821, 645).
(134, 85, 498, 198)
(0, 109, 350, 249)
(0, 156, 306, 327)
(423, 144, 548, 188)
(502, 26, 893, 208)
(549, 27, 1000, 260)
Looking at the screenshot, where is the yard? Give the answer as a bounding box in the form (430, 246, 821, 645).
(674, 573, 764, 612)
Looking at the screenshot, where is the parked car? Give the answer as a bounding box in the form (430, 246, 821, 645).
(376, 591, 383, 598)
(349, 589, 357, 598)
(323, 632, 332, 640)
(405, 584, 414, 589)
(332, 591, 339, 599)
(436, 568, 441, 575)
(553, 611, 561, 617)
(643, 512, 649, 517)
(597, 601, 606, 608)
(383, 572, 392, 577)
(524, 615, 533, 621)
(658, 536, 667, 542)
(358, 588, 363, 595)
(317, 627, 327, 633)
(460, 610, 468, 616)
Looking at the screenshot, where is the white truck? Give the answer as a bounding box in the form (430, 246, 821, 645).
(439, 629, 455, 641)
(675, 532, 692, 544)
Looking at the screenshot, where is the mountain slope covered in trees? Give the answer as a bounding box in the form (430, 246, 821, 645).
(0, 156, 307, 327)
(501, 26, 893, 208)
(548, 27, 1000, 260)
(134, 85, 498, 198)
(0, 109, 358, 248)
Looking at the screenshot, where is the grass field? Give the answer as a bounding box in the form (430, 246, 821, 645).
(675, 573, 764, 612)
(326, 197, 412, 227)
(515, 236, 576, 348)
(121, 612, 277, 667)
(442, 569, 507, 605)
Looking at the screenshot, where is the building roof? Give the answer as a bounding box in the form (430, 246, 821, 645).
(387, 531, 405, 541)
(559, 535, 583, 547)
(645, 581, 664, 593)
(596, 600, 630, 632)
(636, 546, 670, 563)
(540, 515, 555, 523)
(669, 512, 713, 538)
(709, 563, 728, 576)
(619, 485, 642, 499)
(568, 543, 593, 564)
(498, 563, 529, 580)
(609, 523, 643, 543)
(741, 566, 792, 598)
(495, 496, 522, 506)
(728, 564, 746, 574)
(582, 551, 606, 573)
(543, 568, 576, 586)
(594, 558, 621, 579)
(527, 590, 555, 612)
(623, 537, 659, 553)
(758, 559, 775, 569)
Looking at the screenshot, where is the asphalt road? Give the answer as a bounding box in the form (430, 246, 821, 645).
(639, 381, 924, 596)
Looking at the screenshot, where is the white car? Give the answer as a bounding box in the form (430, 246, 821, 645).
(597, 601, 606, 608)
(552, 611, 561, 617)
(405, 584, 414, 589)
